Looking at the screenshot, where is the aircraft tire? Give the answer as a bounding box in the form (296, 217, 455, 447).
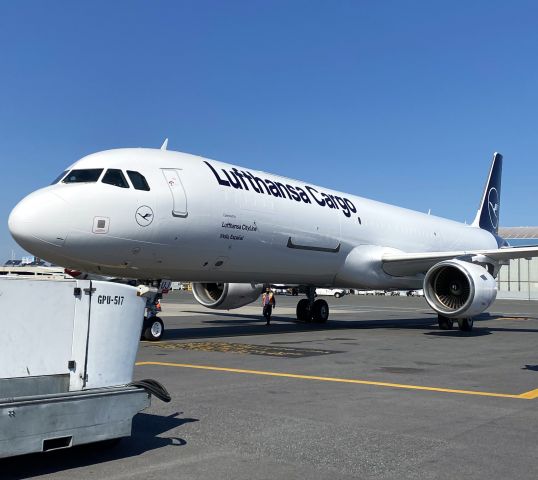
(457, 318, 474, 332)
(296, 298, 312, 322)
(143, 317, 164, 341)
(312, 299, 329, 323)
(438, 315, 454, 330)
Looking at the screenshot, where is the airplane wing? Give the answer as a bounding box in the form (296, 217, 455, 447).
(498, 227, 538, 239)
(382, 246, 538, 276)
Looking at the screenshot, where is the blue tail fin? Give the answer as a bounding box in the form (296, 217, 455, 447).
(472, 152, 503, 234)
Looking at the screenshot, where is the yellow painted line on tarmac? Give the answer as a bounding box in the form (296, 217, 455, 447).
(518, 388, 538, 399)
(495, 316, 533, 321)
(135, 361, 535, 400)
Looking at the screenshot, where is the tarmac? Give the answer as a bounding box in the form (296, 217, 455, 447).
(3, 292, 538, 479)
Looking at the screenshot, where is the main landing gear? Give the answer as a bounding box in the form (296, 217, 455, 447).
(296, 287, 329, 323)
(437, 315, 474, 332)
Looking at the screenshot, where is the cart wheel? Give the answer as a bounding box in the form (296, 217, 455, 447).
(143, 318, 164, 341)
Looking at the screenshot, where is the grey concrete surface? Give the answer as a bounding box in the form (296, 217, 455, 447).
(2, 293, 538, 479)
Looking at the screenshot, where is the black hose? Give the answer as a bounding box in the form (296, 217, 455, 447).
(129, 379, 171, 403)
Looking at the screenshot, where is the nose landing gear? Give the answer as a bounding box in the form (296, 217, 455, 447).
(296, 287, 329, 323)
(142, 316, 164, 341)
(139, 279, 170, 341)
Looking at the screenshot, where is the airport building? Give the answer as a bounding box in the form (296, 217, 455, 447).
(497, 257, 538, 300)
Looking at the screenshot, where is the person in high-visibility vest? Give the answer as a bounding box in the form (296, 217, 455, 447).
(261, 287, 276, 325)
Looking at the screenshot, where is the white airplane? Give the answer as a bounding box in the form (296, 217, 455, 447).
(8, 145, 538, 335)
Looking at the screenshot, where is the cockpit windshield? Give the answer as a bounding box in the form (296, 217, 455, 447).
(51, 171, 68, 185)
(102, 169, 129, 188)
(62, 169, 104, 183)
(127, 170, 151, 191)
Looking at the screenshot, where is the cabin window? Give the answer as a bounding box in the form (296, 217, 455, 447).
(127, 170, 151, 191)
(62, 169, 104, 183)
(102, 169, 129, 188)
(51, 171, 68, 184)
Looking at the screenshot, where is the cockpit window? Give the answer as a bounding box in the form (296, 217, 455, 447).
(127, 170, 150, 191)
(51, 170, 68, 185)
(62, 169, 104, 183)
(102, 169, 129, 188)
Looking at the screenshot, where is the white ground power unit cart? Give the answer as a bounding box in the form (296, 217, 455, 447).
(0, 277, 170, 458)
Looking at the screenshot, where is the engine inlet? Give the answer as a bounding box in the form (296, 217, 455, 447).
(432, 267, 471, 310)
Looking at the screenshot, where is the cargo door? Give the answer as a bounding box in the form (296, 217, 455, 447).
(162, 169, 188, 217)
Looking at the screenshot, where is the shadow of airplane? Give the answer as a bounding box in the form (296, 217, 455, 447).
(0, 412, 198, 480)
(155, 312, 538, 342)
(158, 316, 439, 341)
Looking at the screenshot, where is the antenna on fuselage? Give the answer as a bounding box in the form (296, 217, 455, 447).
(160, 138, 169, 150)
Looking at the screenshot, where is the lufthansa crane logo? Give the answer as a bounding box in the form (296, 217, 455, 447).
(135, 205, 154, 227)
(487, 187, 499, 229)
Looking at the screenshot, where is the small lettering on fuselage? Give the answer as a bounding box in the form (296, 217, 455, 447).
(220, 233, 244, 241)
(221, 222, 258, 232)
(204, 161, 357, 218)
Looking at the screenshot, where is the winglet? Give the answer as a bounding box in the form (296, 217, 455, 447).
(472, 152, 503, 234)
(160, 138, 169, 150)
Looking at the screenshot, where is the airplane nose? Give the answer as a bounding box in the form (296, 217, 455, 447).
(9, 190, 70, 255)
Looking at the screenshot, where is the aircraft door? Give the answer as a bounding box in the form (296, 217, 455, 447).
(162, 169, 188, 217)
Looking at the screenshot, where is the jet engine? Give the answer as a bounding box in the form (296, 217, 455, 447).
(423, 259, 497, 318)
(191, 282, 264, 310)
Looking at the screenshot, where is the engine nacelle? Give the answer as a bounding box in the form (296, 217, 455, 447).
(423, 259, 497, 318)
(191, 282, 263, 310)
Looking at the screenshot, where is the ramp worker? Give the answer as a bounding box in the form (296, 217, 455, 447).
(261, 287, 276, 325)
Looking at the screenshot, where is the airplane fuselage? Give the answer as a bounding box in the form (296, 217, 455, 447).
(9, 148, 498, 288)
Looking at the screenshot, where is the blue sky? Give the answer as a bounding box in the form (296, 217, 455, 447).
(1, 1, 538, 259)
